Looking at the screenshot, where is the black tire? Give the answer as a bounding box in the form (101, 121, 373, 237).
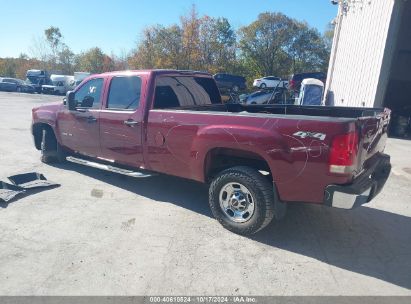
(209, 166, 275, 235)
(259, 83, 267, 89)
(41, 128, 66, 163)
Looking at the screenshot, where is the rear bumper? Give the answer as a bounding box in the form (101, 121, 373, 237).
(324, 154, 391, 209)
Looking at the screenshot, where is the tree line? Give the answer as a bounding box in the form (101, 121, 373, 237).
(0, 6, 333, 87)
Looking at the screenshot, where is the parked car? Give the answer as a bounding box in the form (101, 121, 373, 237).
(16, 79, 36, 93)
(289, 72, 326, 93)
(253, 76, 286, 89)
(42, 75, 73, 95)
(243, 88, 292, 105)
(0, 77, 35, 93)
(32, 69, 392, 235)
(0, 77, 16, 92)
(213, 73, 246, 92)
(243, 90, 272, 105)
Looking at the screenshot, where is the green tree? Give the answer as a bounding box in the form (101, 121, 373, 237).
(59, 47, 75, 74)
(129, 24, 184, 70)
(238, 12, 331, 82)
(129, 8, 236, 73)
(44, 26, 63, 68)
(157, 25, 183, 69)
(324, 23, 335, 51)
(180, 4, 201, 69)
(238, 12, 295, 78)
(0, 58, 17, 77)
(129, 25, 161, 69)
(288, 21, 330, 73)
(198, 16, 236, 73)
(76, 47, 112, 73)
(213, 17, 237, 72)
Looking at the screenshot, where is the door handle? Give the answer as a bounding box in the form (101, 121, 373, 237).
(123, 119, 139, 127)
(87, 116, 97, 123)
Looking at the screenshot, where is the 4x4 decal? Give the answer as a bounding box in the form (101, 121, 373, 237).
(293, 131, 326, 141)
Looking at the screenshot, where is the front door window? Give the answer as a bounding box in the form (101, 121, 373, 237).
(74, 78, 104, 109)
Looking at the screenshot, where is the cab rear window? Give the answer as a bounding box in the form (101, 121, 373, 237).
(153, 76, 221, 109)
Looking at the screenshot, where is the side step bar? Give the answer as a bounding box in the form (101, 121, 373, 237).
(66, 156, 153, 178)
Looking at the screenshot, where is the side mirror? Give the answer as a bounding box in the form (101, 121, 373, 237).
(81, 96, 94, 108)
(66, 91, 76, 111)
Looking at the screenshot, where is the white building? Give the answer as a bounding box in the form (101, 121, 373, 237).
(325, 0, 410, 115)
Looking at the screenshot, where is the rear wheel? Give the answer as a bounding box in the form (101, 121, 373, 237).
(209, 166, 276, 235)
(259, 83, 267, 89)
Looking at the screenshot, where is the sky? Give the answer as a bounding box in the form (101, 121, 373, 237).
(0, 0, 337, 58)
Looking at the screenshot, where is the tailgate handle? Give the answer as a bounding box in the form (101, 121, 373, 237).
(124, 119, 139, 127)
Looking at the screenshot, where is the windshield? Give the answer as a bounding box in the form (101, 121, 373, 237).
(52, 81, 64, 86)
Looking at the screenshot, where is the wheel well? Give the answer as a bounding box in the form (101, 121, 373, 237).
(204, 148, 272, 182)
(32, 123, 54, 150)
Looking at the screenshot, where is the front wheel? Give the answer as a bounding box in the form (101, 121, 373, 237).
(259, 83, 267, 89)
(41, 128, 66, 163)
(209, 166, 276, 235)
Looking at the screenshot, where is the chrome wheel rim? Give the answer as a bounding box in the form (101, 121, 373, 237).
(219, 182, 255, 223)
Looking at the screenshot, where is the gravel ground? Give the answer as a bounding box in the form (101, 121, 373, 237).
(0, 91, 410, 295)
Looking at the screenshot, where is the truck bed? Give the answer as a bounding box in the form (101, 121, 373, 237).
(147, 104, 390, 203)
(170, 103, 387, 120)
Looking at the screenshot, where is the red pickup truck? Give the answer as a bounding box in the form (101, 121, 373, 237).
(31, 70, 392, 235)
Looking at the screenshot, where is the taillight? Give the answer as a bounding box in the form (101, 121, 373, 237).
(329, 132, 359, 174)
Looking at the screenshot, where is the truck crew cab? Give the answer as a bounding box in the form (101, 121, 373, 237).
(31, 70, 392, 235)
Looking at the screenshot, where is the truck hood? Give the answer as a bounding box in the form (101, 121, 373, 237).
(32, 101, 64, 113)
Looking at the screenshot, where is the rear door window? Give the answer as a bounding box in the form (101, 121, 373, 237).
(153, 76, 221, 109)
(107, 76, 141, 110)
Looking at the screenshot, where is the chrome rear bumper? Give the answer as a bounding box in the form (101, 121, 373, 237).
(324, 154, 391, 209)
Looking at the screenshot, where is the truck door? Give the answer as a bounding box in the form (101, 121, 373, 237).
(56, 77, 104, 157)
(99, 75, 144, 167)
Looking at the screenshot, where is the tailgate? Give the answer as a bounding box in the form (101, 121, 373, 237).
(355, 108, 391, 174)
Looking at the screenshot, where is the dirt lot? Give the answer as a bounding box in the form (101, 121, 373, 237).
(0, 91, 410, 295)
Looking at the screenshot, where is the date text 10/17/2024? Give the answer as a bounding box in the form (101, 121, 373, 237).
(149, 296, 257, 303)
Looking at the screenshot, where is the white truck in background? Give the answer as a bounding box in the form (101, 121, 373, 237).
(72, 72, 91, 88)
(41, 72, 90, 95)
(41, 75, 72, 95)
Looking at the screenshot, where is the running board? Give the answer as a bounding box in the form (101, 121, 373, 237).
(66, 156, 153, 178)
